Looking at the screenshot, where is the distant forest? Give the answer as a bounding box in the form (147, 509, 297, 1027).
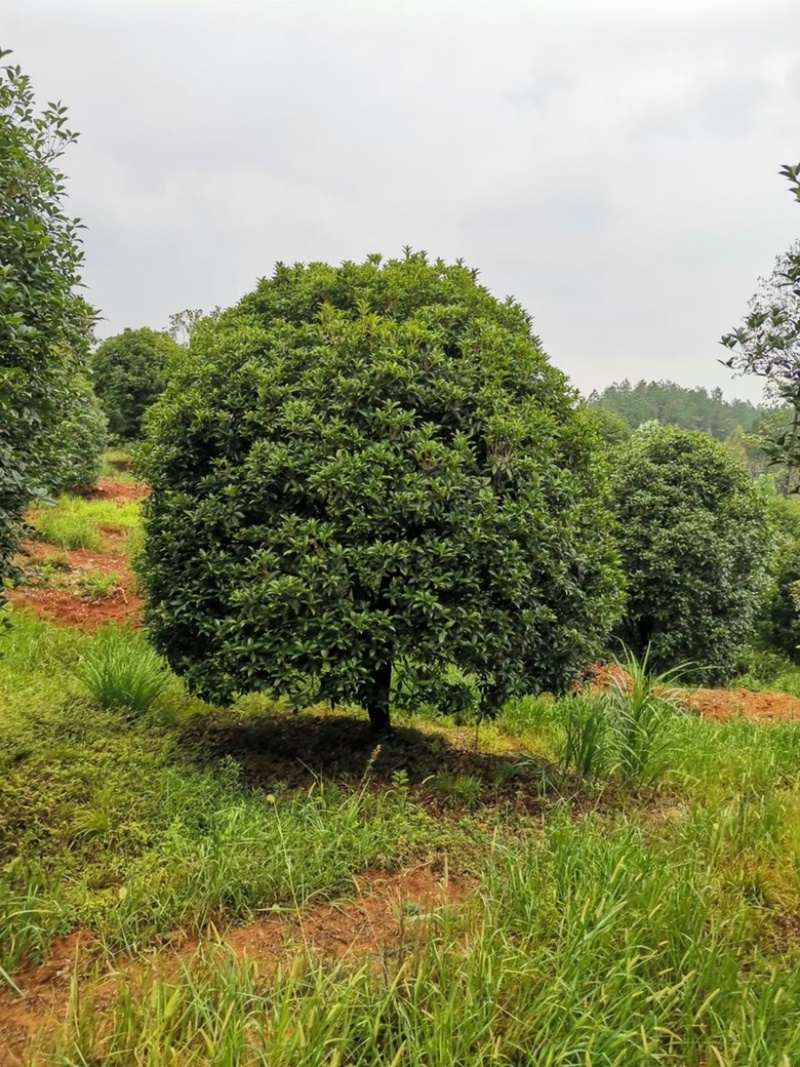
(587, 380, 764, 440)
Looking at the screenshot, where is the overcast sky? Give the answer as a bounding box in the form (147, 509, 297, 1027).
(6, 0, 800, 401)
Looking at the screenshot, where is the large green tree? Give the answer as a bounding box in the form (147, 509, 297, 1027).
(1, 51, 93, 583)
(140, 253, 623, 728)
(611, 426, 773, 682)
(90, 327, 182, 440)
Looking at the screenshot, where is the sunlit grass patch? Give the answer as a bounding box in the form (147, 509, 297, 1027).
(31, 494, 142, 552)
(77, 571, 121, 600)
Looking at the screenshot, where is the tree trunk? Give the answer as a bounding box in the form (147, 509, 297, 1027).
(366, 661, 392, 733)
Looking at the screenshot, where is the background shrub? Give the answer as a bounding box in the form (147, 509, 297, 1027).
(36, 370, 107, 495)
(90, 327, 183, 440)
(611, 425, 774, 683)
(140, 252, 623, 728)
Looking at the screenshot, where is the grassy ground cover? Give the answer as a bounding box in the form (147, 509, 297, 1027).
(2, 607, 800, 1064)
(29, 494, 142, 553)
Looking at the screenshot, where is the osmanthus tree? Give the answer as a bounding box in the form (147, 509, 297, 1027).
(721, 163, 800, 487)
(90, 327, 183, 440)
(37, 367, 107, 495)
(611, 425, 773, 683)
(140, 253, 623, 729)
(1, 51, 94, 583)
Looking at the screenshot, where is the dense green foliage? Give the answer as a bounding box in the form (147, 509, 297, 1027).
(0, 53, 92, 582)
(37, 369, 107, 494)
(721, 163, 800, 483)
(90, 326, 182, 440)
(611, 426, 773, 682)
(589, 379, 761, 439)
(141, 253, 623, 726)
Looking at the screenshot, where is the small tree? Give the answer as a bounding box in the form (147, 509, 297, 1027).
(140, 253, 623, 727)
(721, 163, 800, 486)
(611, 426, 773, 683)
(1, 51, 93, 583)
(90, 327, 182, 440)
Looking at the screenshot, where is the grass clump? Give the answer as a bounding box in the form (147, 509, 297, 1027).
(33, 504, 103, 551)
(77, 571, 121, 600)
(607, 646, 689, 783)
(74, 625, 171, 712)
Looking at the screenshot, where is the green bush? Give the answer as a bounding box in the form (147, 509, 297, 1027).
(140, 253, 623, 728)
(90, 327, 183, 440)
(611, 426, 774, 683)
(0, 53, 93, 584)
(36, 371, 107, 495)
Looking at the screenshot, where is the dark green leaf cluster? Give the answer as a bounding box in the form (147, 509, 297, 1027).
(0, 52, 93, 582)
(140, 253, 623, 722)
(90, 327, 183, 440)
(611, 426, 774, 683)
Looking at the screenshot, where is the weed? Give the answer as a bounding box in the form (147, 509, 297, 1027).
(33, 504, 103, 551)
(73, 626, 171, 712)
(606, 646, 689, 784)
(31, 494, 141, 552)
(77, 571, 121, 600)
(101, 448, 136, 480)
(558, 695, 611, 779)
(429, 772, 482, 810)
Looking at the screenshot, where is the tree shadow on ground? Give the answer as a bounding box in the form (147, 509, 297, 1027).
(180, 708, 562, 810)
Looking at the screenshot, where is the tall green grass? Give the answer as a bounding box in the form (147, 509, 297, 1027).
(5, 613, 800, 1063)
(74, 625, 171, 711)
(47, 816, 800, 1065)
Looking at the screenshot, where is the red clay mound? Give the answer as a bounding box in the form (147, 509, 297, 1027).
(683, 688, 800, 723)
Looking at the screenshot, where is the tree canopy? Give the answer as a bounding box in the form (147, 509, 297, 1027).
(140, 253, 623, 727)
(0, 51, 94, 582)
(721, 163, 800, 486)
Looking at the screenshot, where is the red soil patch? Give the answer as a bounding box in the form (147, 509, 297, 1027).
(90, 480, 149, 503)
(18, 540, 130, 576)
(683, 688, 800, 723)
(0, 867, 466, 1062)
(5, 541, 143, 629)
(585, 664, 800, 724)
(5, 585, 143, 629)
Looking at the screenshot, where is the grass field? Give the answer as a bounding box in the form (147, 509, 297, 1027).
(3, 479, 800, 1064)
